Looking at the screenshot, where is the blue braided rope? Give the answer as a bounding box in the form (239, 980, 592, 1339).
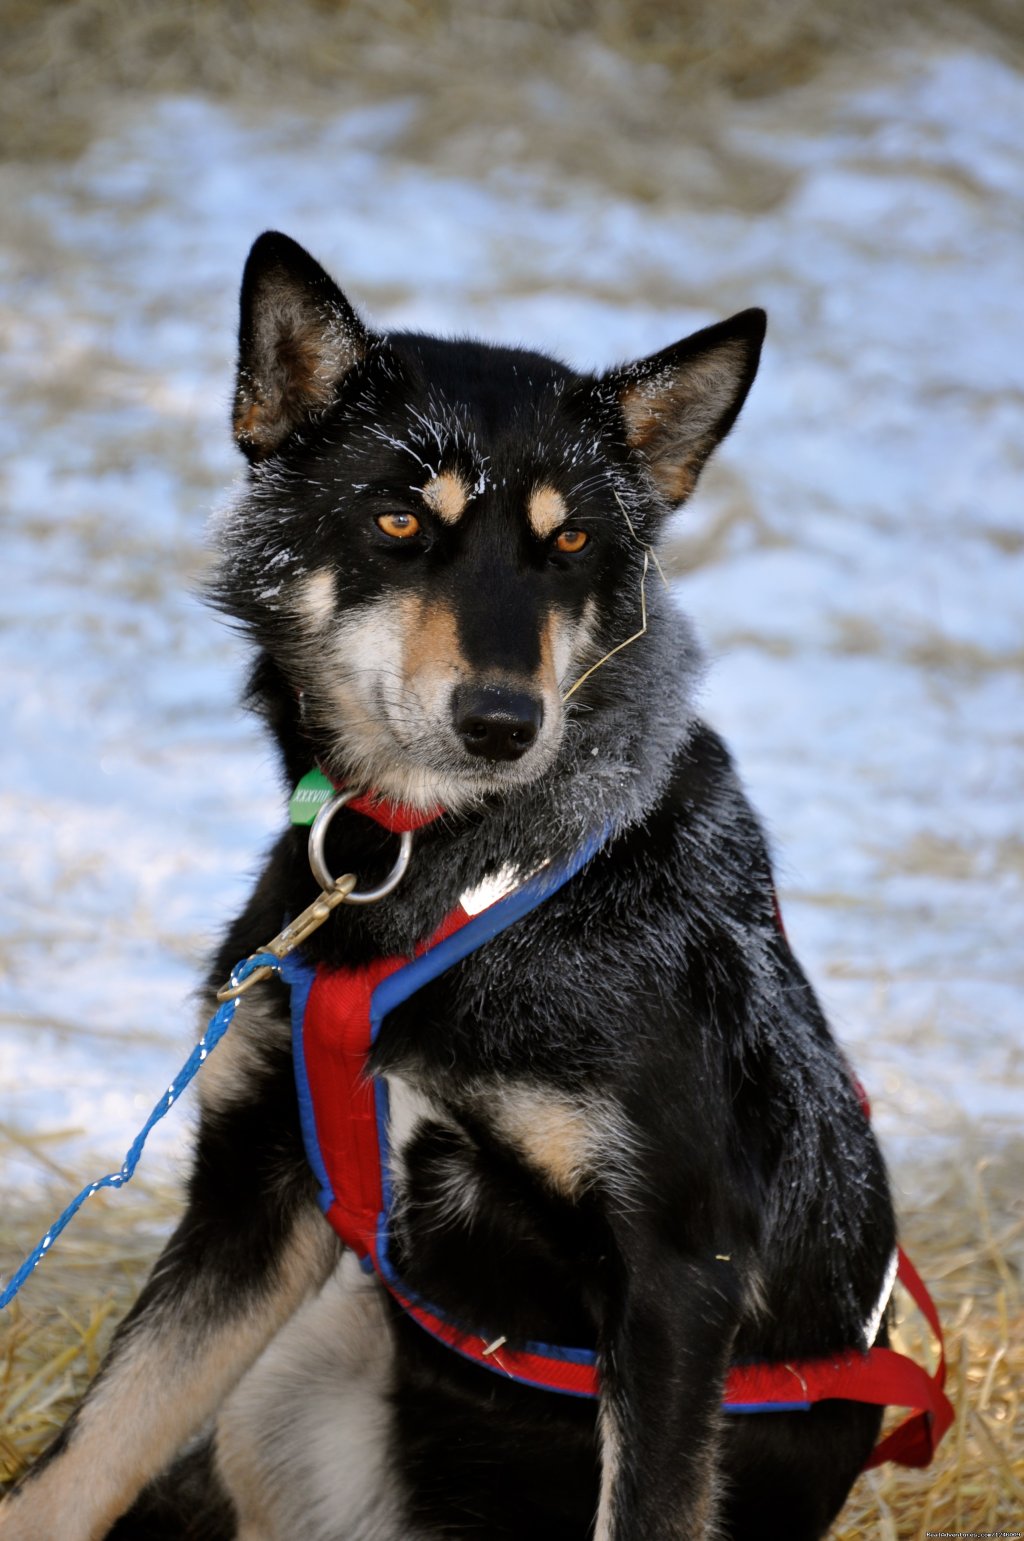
(0, 951, 282, 1311)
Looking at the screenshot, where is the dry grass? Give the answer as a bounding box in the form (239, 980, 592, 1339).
(836, 1142, 1024, 1538)
(0, 1181, 171, 1485)
(1, 1137, 1020, 1536)
(2, 0, 1023, 170)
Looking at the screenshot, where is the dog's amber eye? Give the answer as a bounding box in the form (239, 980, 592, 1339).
(554, 528, 588, 554)
(376, 512, 421, 540)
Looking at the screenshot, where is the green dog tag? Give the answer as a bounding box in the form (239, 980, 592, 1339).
(289, 768, 335, 826)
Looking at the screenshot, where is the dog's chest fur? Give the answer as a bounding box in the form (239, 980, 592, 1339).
(374, 988, 638, 1350)
(384, 1072, 594, 1292)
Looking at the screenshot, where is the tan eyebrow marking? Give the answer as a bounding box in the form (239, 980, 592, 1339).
(527, 484, 569, 539)
(421, 471, 469, 525)
(296, 567, 336, 628)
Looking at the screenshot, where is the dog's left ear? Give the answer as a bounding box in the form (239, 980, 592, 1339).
(233, 231, 368, 461)
(606, 308, 766, 504)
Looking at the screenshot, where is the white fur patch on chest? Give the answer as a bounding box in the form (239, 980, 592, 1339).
(459, 863, 526, 915)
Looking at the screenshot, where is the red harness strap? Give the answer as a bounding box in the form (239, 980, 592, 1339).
(301, 906, 467, 1261)
(863, 1247, 953, 1468)
(721, 1260, 952, 1464)
(847, 1079, 953, 1466)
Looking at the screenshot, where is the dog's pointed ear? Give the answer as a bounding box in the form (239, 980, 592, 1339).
(233, 231, 368, 461)
(606, 308, 766, 504)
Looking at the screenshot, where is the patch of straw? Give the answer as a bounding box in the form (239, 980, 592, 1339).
(2, 0, 1022, 168)
(0, 1169, 176, 1487)
(2, 1135, 1020, 1534)
(833, 1139, 1023, 1539)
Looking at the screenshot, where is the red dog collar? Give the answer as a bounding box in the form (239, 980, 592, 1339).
(341, 788, 444, 834)
(288, 766, 445, 834)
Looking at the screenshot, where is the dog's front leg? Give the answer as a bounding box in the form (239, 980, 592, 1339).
(0, 1027, 336, 1541)
(595, 1228, 742, 1541)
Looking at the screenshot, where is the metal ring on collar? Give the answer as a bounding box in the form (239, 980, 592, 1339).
(308, 790, 413, 904)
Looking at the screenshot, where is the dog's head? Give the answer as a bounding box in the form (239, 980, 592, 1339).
(213, 232, 764, 812)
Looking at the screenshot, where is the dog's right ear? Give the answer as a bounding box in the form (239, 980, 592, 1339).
(606, 308, 766, 505)
(233, 231, 367, 461)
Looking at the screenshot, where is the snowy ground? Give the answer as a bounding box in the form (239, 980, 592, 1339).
(0, 45, 1021, 1222)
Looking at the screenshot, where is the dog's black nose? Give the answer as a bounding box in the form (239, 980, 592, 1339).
(454, 687, 543, 761)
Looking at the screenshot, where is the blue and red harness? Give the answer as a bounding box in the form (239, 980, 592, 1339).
(0, 784, 952, 1476)
(284, 794, 953, 1471)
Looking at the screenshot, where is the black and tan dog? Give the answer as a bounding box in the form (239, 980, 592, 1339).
(0, 233, 896, 1540)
